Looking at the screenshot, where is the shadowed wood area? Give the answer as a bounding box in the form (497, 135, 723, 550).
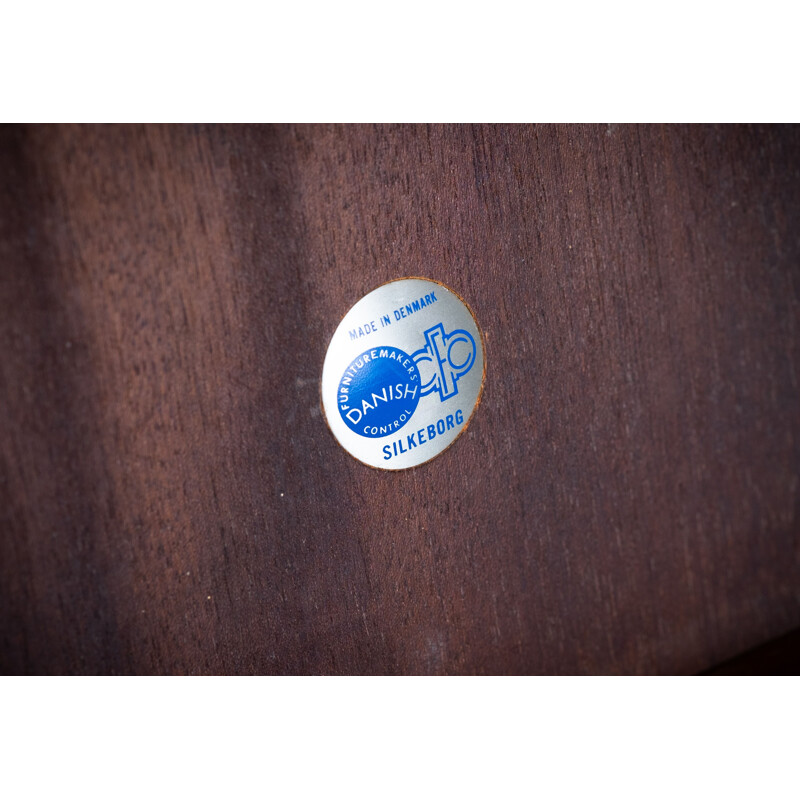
(0, 124, 798, 674)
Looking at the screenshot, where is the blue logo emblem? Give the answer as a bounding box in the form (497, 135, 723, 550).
(338, 346, 421, 438)
(338, 323, 477, 439)
(411, 323, 477, 400)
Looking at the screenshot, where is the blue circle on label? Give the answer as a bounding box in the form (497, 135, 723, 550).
(338, 346, 421, 438)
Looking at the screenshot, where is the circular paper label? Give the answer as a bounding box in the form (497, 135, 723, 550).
(321, 278, 485, 470)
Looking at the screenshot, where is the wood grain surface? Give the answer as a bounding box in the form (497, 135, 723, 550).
(1, 124, 798, 674)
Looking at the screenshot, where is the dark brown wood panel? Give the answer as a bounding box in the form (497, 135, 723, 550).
(1, 124, 798, 674)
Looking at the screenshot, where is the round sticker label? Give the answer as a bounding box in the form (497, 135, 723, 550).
(321, 277, 485, 470)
